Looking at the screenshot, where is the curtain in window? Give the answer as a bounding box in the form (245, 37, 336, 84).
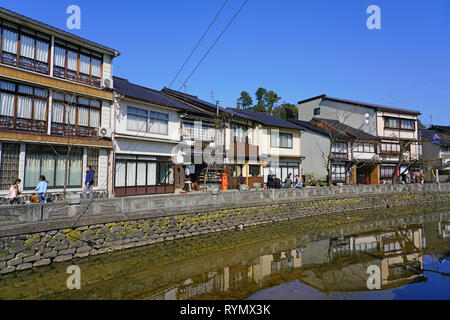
(0, 93, 15, 117)
(90, 108, 100, 128)
(34, 88, 48, 98)
(2, 29, 18, 54)
(35, 40, 49, 62)
(91, 58, 101, 77)
(55, 157, 66, 186)
(67, 50, 78, 70)
(78, 106, 89, 126)
(126, 161, 136, 186)
(115, 161, 126, 187)
(66, 105, 76, 125)
(54, 46, 66, 67)
(271, 131, 279, 147)
(147, 162, 156, 185)
(20, 35, 35, 58)
(41, 153, 55, 187)
(33, 99, 47, 121)
(69, 153, 82, 186)
(17, 96, 32, 119)
(79, 54, 90, 74)
(0, 81, 15, 91)
(52, 102, 64, 123)
(137, 162, 147, 186)
(24, 153, 40, 188)
(18, 85, 33, 94)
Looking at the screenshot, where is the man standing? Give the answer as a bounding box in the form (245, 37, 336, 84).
(83, 165, 95, 201)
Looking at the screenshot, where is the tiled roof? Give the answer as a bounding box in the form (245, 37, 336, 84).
(298, 94, 421, 116)
(229, 109, 304, 130)
(420, 129, 450, 146)
(429, 125, 450, 134)
(291, 119, 349, 140)
(113, 77, 202, 113)
(291, 118, 379, 141)
(312, 118, 380, 140)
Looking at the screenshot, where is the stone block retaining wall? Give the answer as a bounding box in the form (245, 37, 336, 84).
(0, 190, 449, 274)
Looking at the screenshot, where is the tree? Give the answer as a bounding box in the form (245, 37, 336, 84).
(255, 88, 267, 105)
(265, 90, 281, 111)
(273, 103, 298, 121)
(237, 91, 253, 109)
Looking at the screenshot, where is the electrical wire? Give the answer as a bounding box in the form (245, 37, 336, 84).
(179, 0, 249, 91)
(168, 0, 230, 89)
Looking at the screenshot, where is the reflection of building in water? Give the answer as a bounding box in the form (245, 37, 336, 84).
(438, 220, 450, 239)
(148, 216, 450, 300)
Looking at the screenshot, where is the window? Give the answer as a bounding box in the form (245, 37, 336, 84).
(271, 131, 293, 148)
(53, 39, 102, 87)
(380, 166, 395, 178)
(0, 79, 48, 132)
(441, 146, 450, 154)
(380, 143, 401, 154)
(232, 124, 247, 143)
(332, 141, 348, 159)
(314, 108, 320, 116)
(385, 117, 416, 130)
(0, 21, 50, 74)
(114, 155, 174, 187)
(149, 111, 169, 135)
(87, 148, 99, 187)
(353, 142, 375, 153)
(51, 92, 101, 137)
(24, 145, 82, 189)
(249, 165, 260, 177)
(332, 163, 346, 183)
(0, 143, 20, 190)
(181, 121, 218, 142)
(127, 106, 169, 135)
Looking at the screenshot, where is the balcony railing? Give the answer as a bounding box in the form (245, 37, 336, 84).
(51, 123, 98, 138)
(331, 152, 348, 160)
(0, 116, 47, 133)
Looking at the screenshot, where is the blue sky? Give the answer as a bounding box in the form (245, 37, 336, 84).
(4, 0, 450, 125)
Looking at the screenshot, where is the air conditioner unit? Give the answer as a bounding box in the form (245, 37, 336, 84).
(373, 154, 381, 161)
(102, 78, 113, 90)
(98, 127, 112, 138)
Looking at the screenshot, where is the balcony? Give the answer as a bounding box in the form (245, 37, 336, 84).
(232, 142, 259, 161)
(0, 116, 47, 133)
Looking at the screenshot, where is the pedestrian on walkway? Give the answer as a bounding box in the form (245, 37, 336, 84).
(8, 179, 22, 205)
(35, 175, 48, 203)
(83, 165, 95, 201)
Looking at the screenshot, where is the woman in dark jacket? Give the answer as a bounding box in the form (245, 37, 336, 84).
(267, 174, 275, 189)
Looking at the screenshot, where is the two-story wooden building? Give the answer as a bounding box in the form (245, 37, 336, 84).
(298, 95, 421, 184)
(0, 7, 120, 197)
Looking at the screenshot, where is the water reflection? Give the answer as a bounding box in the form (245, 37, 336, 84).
(1, 208, 449, 300)
(149, 212, 449, 300)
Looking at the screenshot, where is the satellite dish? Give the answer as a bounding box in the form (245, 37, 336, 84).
(365, 113, 370, 119)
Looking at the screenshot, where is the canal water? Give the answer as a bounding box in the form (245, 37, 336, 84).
(1, 206, 449, 300)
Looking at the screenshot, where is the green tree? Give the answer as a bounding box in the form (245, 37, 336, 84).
(273, 103, 298, 121)
(255, 88, 268, 105)
(265, 90, 281, 111)
(237, 91, 253, 109)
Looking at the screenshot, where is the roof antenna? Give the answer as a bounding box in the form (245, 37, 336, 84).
(211, 90, 215, 103)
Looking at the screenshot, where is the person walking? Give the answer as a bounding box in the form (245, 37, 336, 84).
(83, 165, 95, 201)
(8, 179, 22, 205)
(35, 175, 48, 203)
(267, 173, 275, 189)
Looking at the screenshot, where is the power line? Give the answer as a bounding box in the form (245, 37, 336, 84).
(168, 0, 230, 89)
(179, 0, 249, 91)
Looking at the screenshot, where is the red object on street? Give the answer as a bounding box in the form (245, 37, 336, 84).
(221, 173, 228, 191)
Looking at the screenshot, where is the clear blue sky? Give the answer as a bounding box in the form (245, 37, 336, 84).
(4, 0, 450, 125)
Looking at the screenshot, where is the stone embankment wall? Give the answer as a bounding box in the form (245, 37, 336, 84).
(0, 184, 449, 275)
